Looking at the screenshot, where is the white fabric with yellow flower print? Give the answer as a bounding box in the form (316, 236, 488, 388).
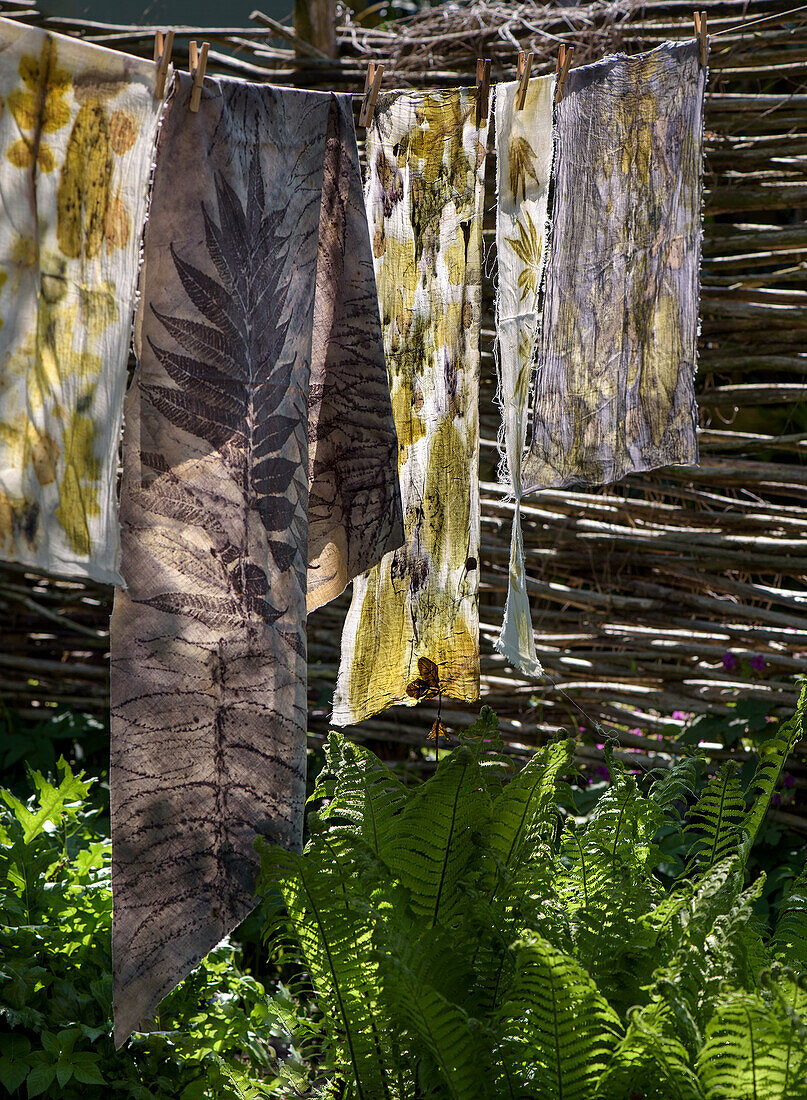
(0, 19, 163, 582)
(494, 74, 554, 675)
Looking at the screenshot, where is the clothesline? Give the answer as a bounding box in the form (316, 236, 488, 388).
(710, 1, 807, 36)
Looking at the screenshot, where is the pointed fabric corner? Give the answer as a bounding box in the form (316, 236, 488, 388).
(0, 18, 162, 583)
(522, 41, 705, 494)
(493, 73, 554, 675)
(110, 75, 401, 1047)
(332, 87, 489, 726)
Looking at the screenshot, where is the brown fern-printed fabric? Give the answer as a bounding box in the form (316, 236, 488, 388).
(110, 74, 402, 1046)
(523, 41, 705, 492)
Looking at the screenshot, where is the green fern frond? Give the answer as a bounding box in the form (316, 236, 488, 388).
(650, 755, 703, 818)
(380, 746, 492, 928)
(494, 935, 621, 1100)
(773, 866, 807, 973)
(258, 841, 395, 1100)
(701, 875, 768, 1002)
(697, 989, 807, 1100)
(378, 929, 489, 1100)
(745, 683, 807, 849)
(760, 966, 807, 1048)
(483, 736, 572, 876)
(310, 732, 407, 857)
(683, 764, 747, 877)
(641, 856, 752, 1057)
(598, 1000, 704, 1100)
(582, 744, 665, 875)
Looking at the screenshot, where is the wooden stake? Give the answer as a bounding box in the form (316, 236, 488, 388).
(359, 62, 384, 127)
(476, 57, 491, 126)
(154, 29, 174, 98)
(516, 50, 533, 110)
(554, 44, 574, 104)
(189, 41, 209, 113)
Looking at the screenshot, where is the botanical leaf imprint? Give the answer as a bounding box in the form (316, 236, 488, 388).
(110, 75, 401, 1047)
(0, 18, 162, 581)
(332, 87, 489, 726)
(523, 42, 705, 492)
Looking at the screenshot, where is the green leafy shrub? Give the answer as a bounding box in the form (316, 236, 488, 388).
(259, 689, 807, 1100)
(0, 759, 291, 1099)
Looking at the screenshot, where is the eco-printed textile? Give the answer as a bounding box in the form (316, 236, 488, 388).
(523, 40, 705, 493)
(332, 87, 489, 726)
(494, 73, 554, 675)
(110, 74, 402, 1046)
(0, 18, 162, 582)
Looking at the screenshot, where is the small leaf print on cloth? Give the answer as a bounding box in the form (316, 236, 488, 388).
(332, 86, 489, 726)
(523, 41, 705, 493)
(0, 18, 162, 581)
(110, 76, 401, 1048)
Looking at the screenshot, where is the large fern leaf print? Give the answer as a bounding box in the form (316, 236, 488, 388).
(141, 149, 300, 624)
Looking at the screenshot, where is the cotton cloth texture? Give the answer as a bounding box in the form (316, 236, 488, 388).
(110, 74, 402, 1046)
(0, 19, 162, 582)
(332, 88, 489, 726)
(494, 74, 554, 675)
(523, 40, 705, 493)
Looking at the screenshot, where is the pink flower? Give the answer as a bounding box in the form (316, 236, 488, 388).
(630, 727, 642, 736)
(672, 711, 687, 721)
(594, 764, 610, 781)
(750, 654, 767, 672)
(722, 652, 737, 671)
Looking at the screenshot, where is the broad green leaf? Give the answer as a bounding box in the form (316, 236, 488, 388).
(25, 1063, 56, 1098)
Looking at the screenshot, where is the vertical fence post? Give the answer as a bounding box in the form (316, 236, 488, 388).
(294, 0, 337, 58)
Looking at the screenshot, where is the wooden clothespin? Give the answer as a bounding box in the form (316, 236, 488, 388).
(694, 10, 708, 66)
(554, 44, 574, 104)
(476, 58, 491, 127)
(516, 50, 533, 111)
(358, 62, 384, 128)
(153, 29, 174, 98)
(188, 40, 210, 113)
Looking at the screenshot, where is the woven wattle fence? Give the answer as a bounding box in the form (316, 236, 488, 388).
(0, 0, 805, 807)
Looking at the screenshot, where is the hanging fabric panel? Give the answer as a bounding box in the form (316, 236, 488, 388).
(523, 41, 705, 493)
(493, 73, 554, 675)
(0, 18, 162, 582)
(332, 87, 489, 726)
(110, 74, 402, 1046)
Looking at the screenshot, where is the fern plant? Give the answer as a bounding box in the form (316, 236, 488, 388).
(258, 687, 807, 1100)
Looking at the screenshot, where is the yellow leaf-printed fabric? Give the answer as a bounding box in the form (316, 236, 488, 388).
(494, 74, 554, 675)
(0, 19, 163, 582)
(523, 42, 705, 493)
(332, 88, 489, 724)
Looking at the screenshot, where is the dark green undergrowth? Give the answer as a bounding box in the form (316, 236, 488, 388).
(2, 687, 807, 1099)
(258, 686, 807, 1099)
(0, 762, 305, 1099)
